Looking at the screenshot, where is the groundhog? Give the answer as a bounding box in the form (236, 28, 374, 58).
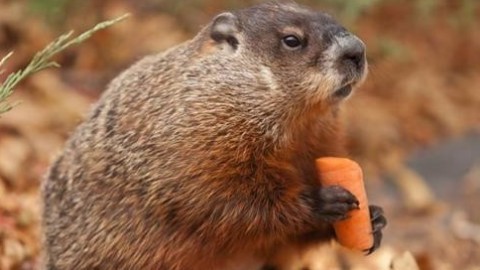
(42, 1, 386, 269)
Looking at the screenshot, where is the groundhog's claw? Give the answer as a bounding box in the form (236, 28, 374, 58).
(316, 185, 359, 223)
(365, 205, 387, 254)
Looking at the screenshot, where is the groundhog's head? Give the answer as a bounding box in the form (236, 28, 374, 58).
(204, 1, 367, 111)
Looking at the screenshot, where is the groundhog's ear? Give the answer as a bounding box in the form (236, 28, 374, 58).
(210, 12, 240, 50)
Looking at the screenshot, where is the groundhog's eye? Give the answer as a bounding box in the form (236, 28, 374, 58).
(282, 35, 302, 49)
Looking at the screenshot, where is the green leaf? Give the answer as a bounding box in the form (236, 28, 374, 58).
(0, 13, 130, 115)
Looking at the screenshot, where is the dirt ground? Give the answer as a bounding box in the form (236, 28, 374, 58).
(0, 0, 479, 269)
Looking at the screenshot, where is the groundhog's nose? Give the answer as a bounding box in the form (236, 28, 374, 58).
(338, 36, 366, 73)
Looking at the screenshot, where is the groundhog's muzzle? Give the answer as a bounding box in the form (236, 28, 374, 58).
(329, 33, 367, 98)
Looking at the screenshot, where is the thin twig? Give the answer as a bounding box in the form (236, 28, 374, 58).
(0, 14, 130, 115)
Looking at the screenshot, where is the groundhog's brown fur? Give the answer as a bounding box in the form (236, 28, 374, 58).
(42, 2, 384, 269)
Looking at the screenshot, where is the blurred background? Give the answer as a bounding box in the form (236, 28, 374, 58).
(0, 0, 479, 269)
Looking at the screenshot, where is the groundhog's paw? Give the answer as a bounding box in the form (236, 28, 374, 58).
(316, 185, 359, 223)
(365, 205, 387, 254)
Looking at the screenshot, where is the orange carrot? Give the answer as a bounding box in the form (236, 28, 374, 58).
(315, 157, 373, 252)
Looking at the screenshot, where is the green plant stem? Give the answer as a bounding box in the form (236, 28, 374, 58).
(0, 13, 129, 115)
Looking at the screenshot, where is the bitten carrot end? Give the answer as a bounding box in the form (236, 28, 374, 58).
(315, 157, 373, 252)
